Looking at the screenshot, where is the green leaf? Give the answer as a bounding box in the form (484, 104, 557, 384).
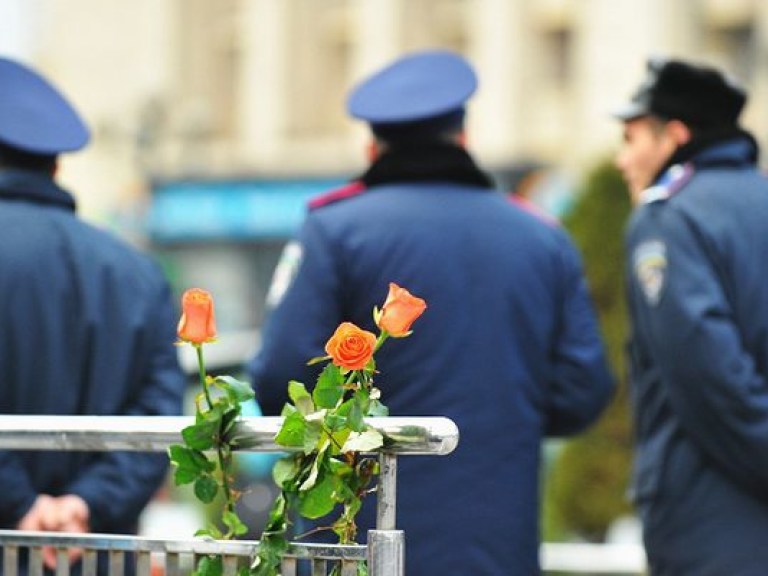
(214, 375, 255, 403)
(366, 399, 389, 417)
(274, 410, 307, 447)
(195, 555, 223, 576)
(348, 397, 365, 432)
(194, 474, 219, 503)
(328, 457, 354, 477)
(341, 429, 384, 452)
(196, 394, 227, 423)
(280, 402, 296, 417)
(272, 456, 297, 488)
(288, 381, 315, 415)
(264, 493, 287, 532)
(253, 534, 287, 576)
(195, 524, 223, 539)
(223, 510, 248, 536)
(299, 448, 327, 491)
(220, 405, 241, 435)
(173, 467, 198, 485)
(298, 474, 338, 519)
(324, 411, 347, 432)
(355, 387, 370, 410)
(182, 420, 218, 451)
(328, 428, 351, 455)
(169, 444, 214, 485)
(168, 444, 215, 472)
(336, 399, 353, 417)
(302, 418, 324, 455)
(313, 364, 344, 408)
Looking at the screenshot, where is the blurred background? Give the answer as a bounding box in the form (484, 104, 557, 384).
(2, 0, 767, 565)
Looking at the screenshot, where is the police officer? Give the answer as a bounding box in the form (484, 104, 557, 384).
(614, 58, 768, 575)
(249, 49, 613, 575)
(0, 57, 186, 572)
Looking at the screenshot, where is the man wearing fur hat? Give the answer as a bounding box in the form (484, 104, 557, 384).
(614, 58, 768, 575)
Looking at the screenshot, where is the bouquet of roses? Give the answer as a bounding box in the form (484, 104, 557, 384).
(170, 283, 426, 576)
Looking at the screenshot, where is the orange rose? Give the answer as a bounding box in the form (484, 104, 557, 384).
(324, 322, 377, 371)
(377, 283, 427, 337)
(177, 288, 217, 344)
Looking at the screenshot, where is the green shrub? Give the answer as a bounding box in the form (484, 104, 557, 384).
(542, 159, 634, 542)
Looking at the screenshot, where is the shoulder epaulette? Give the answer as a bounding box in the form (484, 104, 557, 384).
(509, 194, 560, 227)
(308, 180, 367, 211)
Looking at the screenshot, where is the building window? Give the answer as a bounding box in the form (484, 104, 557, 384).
(177, 0, 241, 140)
(541, 26, 572, 89)
(284, 0, 352, 138)
(401, 0, 469, 53)
(704, 23, 755, 84)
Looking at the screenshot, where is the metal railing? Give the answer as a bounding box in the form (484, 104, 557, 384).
(0, 415, 459, 576)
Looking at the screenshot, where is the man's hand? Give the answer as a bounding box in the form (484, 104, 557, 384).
(16, 494, 90, 569)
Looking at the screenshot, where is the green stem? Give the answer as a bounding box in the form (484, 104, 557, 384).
(374, 332, 388, 352)
(344, 370, 358, 388)
(196, 344, 214, 409)
(195, 343, 236, 535)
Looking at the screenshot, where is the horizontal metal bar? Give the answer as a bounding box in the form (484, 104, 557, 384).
(0, 531, 366, 561)
(0, 416, 458, 456)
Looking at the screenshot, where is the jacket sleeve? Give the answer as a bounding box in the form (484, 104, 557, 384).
(635, 206, 768, 497)
(249, 217, 343, 415)
(545, 233, 615, 436)
(0, 454, 40, 528)
(66, 281, 187, 532)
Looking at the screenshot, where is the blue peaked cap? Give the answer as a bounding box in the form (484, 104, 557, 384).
(346, 49, 477, 137)
(0, 57, 89, 154)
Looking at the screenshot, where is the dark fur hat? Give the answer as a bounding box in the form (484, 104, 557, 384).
(614, 58, 747, 129)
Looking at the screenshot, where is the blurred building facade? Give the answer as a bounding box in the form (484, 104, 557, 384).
(3, 0, 768, 216)
(2, 0, 768, 336)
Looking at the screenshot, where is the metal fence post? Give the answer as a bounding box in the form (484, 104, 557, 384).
(376, 453, 397, 530)
(367, 530, 404, 576)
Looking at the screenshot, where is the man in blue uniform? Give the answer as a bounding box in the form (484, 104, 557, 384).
(0, 57, 186, 571)
(614, 58, 768, 575)
(250, 49, 614, 575)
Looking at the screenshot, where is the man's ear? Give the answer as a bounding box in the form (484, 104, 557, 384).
(666, 119, 692, 147)
(366, 139, 380, 163)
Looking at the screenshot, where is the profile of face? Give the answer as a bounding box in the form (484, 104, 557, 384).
(615, 117, 684, 203)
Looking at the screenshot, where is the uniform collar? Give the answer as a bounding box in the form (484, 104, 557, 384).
(638, 163, 694, 205)
(0, 168, 76, 211)
(655, 129, 758, 181)
(690, 136, 758, 169)
(640, 133, 759, 205)
(360, 142, 494, 189)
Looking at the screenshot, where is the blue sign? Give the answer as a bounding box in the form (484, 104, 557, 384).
(147, 177, 348, 243)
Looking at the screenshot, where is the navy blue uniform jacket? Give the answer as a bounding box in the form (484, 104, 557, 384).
(626, 136, 768, 575)
(250, 147, 613, 575)
(0, 169, 186, 534)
